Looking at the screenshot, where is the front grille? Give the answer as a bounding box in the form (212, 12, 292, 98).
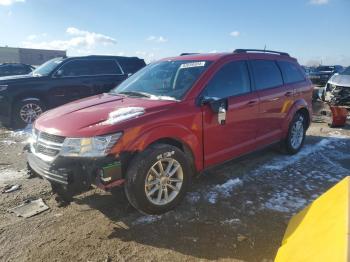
(32, 129, 66, 161)
(36, 144, 60, 157)
(39, 132, 65, 144)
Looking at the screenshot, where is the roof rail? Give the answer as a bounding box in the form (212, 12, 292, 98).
(233, 49, 290, 57)
(180, 53, 199, 56)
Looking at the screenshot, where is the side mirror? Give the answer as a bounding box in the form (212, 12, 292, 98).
(54, 69, 63, 78)
(200, 96, 227, 125)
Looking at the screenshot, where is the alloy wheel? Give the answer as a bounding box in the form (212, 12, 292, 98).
(145, 158, 183, 206)
(290, 116, 304, 150)
(19, 103, 43, 124)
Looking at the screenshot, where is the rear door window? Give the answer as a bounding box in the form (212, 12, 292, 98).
(91, 59, 123, 75)
(251, 60, 283, 90)
(11, 64, 31, 75)
(278, 61, 305, 84)
(0, 65, 11, 76)
(203, 60, 251, 99)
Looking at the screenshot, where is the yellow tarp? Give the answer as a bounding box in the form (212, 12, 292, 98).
(275, 176, 350, 262)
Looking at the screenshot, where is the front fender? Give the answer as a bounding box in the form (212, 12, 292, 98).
(281, 99, 312, 137)
(111, 123, 203, 171)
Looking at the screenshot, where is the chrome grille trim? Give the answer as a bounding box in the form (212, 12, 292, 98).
(31, 129, 66, 162)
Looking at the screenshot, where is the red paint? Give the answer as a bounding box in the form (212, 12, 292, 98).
(96, 178, 125, 190)
(329, 106, 348, 127)
(34, 52, 313, 173)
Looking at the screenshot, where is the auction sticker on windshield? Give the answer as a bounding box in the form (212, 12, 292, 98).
(180, 61, 206, 69)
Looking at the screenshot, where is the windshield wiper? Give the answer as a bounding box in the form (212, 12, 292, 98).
(117, 91, 153, 98)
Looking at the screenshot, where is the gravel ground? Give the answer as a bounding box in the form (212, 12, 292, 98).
(0, 104, 349, 262)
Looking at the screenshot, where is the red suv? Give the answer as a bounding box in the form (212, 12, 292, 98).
(27, 49, 313, 214)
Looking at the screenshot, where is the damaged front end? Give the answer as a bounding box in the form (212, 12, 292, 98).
(26, 128, 125, 198)
(329, 85, 350, 107)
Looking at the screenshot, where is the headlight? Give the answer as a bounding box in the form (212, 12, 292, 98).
(0, 85, 8, 92)
(60, 133, 122, 157)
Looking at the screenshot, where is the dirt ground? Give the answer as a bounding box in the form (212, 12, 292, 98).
(0, 102, 349, 262)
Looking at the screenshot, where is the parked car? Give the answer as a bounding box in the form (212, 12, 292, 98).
(309, 65, 343, 86)
(319, 66, 350, 106)
(0, 63, 34, 77)
(0, 55, 146, 128)
(27, 49, 313, 214)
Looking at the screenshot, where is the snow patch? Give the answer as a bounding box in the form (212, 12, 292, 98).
(1, 140, 17, 145)
(206, 178, 242, 204)
(8, 124, 32, 139)
(265, 191, 307, 213)
(220, 218, 241, 225)
(102, 107, 145, 125)
(132, 215, 161, 225)
(261, 138, 335, 171)
(186, 192, 201, 204)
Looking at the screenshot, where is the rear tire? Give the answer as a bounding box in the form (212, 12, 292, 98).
(12, 99, 45, 128)
(124, 144, 191, 215)
(283, 112, 306, 155)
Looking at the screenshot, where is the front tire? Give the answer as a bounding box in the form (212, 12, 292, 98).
(283, 112, 306, 154)
(124, 144, 191, 215)
(12, 99, 45, 128)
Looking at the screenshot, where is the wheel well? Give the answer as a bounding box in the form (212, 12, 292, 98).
(12, 94, 47, 110)
(297, 107, 310, 128)
(150, 138, 197, 174)
(119, 137, 197, 178)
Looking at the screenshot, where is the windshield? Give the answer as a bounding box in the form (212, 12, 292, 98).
(111, 60, 212, 100)
(32, 58, 64, 76)
(317, 66, 334, 72)
(340, 67, 350, 75)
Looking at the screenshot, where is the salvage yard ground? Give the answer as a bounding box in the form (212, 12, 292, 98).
(0, 113, 349, 261)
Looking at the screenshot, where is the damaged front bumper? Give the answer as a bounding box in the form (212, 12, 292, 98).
(27, 150, 124, 193)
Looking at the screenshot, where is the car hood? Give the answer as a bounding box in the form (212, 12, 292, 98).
(310, 71, 333, 76)
(328, 74, 350, 87)
(35, 93, 176, 137)
(0, 74, 43, 83)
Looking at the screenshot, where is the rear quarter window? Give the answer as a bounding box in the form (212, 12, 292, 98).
(251, 60, 283, 90)
(91, 60, 123, 75)
(278, 61, 305, 84)
(118, 59, 146, 74)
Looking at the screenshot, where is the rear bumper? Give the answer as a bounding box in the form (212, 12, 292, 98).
(27, 151, 124, 191)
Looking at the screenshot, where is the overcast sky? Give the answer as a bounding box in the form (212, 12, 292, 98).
(0, 0, 349, 65)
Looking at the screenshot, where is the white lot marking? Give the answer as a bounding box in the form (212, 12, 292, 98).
(0, 169, 27, 186)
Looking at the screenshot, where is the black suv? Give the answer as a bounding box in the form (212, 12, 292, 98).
(309, 65, 343, 86)
(0, 55, 146, 128)
(0, 63, 34, 77)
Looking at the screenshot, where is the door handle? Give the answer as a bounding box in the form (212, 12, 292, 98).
(246, 100, 258, 106)
(284, 91, 293, 97)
